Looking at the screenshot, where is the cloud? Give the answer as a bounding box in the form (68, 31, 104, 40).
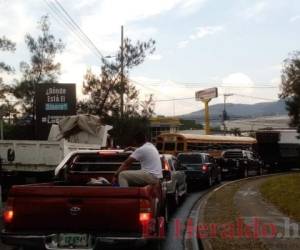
(148, 54, 162, 61)
(220, 73, 279, 104)
(0, 1, 36, 43)
(289, 15, 300, 23)
(189, 26, 224, 40)
(242, 1, 268, 19)
(177, 25, 223, 49)
(177, 40, 189, 48)
(131, 76, 200, 116)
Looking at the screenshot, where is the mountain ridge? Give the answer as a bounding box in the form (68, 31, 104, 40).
(179, 100, 287, 121)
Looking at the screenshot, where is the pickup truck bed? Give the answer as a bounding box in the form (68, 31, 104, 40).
(1, 150, 166, 249)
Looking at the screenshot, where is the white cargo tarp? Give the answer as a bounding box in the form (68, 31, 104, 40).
(48, 115, 112, 146)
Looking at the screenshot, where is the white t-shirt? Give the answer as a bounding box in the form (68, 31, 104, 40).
(130, 142, 163, 178)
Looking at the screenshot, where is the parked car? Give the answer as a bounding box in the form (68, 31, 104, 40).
(1, 150, 168, 250)
(161, 154, 187, 209)
(177, 152, 221, 188)
(220, 149, 263, 179)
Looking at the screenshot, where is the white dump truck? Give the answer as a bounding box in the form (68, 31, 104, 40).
(0, 115, 112, 197)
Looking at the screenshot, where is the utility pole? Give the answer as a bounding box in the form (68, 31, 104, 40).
(223, 93, 233, 134)
(120, 25, 124, 118)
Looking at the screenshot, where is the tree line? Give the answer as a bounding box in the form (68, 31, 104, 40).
(0, 15, 155, 145)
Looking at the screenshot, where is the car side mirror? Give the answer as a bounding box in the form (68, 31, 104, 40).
(162, 170, 171, 181)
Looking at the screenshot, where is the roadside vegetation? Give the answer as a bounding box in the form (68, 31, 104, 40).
(260, 173, 300, 222)
(202, 182, 267, 250)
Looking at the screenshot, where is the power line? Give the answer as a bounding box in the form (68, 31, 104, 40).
(232, 93, 278, 101)
(43, 0, 96, 56)
(52, 0, 105, 59)
(43, 0, 105, 61)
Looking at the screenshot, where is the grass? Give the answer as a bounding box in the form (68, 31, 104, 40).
(202, 182, 267, 250)
(260, 173, 300, 222)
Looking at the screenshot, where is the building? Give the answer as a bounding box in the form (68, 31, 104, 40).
(150, 117, 181, 142)
(225, 115, 291, 131)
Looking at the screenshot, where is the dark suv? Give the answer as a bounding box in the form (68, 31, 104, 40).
(177, 152, 221, 188)
(220, 149, 263, 179)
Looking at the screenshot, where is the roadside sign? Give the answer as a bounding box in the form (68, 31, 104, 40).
(36, 83, 76, 139)
(195, 87, 218, 101)
(195, 87, 218, 135)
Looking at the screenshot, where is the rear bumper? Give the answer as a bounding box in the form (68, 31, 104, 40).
(1, 230, 149, 249)
(185, 172, 209, 184)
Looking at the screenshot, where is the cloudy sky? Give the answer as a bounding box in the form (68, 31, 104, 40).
(1, 0, 300, 116)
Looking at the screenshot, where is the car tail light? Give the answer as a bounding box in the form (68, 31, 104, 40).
(139, 212, 151, 222)
(202, 164, 209, 172)
(139, 200, 152, 223)
(3, 207, 14, 224)
(139, 199, 153, 237)
(163, 160, 171, 171)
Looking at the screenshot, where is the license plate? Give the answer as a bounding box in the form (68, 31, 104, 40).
(58, 233, 88, 247)
(222, 168, 229, 172)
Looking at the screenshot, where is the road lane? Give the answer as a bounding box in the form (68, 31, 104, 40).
(162, 189, 206, 250)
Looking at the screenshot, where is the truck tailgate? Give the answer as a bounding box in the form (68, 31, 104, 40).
(8, 184, 144, 234)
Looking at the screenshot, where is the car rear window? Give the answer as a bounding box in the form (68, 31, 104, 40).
(177, 154, 203, 164)
(223, 151, 243, 159)
(70, 153, 141, 172)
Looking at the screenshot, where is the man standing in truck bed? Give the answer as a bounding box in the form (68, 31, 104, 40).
(112, 131, 162, 187)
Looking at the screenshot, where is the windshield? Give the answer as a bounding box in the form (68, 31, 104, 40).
(177, 154, 203, 164)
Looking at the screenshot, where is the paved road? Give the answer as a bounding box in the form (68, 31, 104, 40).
(162, 189, 206, 250)
(0, 188, 207, 250)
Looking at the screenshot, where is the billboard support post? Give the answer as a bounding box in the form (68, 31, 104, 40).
(195, 87, 218, 135)
(204, 99, 211, 135)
